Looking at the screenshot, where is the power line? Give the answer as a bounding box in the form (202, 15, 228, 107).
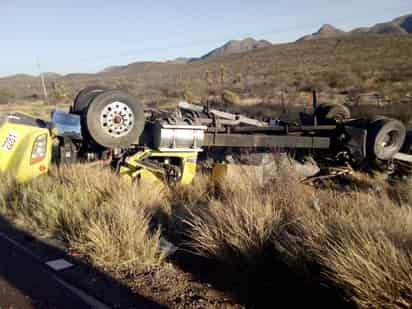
(36, 57, 49, 103)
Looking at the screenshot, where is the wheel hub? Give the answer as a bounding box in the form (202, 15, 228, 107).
(381, 132, 397, 148)
(113, 115, 123, 124)
(100, 102, 134, 137)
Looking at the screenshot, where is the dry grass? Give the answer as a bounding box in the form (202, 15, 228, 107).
(301, 189, 412, 308)
(0, 100, 70, 118)
(181, 169, 412, 308)
(182, 165, 305, 264)
(1, 163, 412, 307)
(0, 166, 168, 273)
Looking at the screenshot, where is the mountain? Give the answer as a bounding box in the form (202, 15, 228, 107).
(166, 38, 272, 63)
(298, 13, 412, 41)
(165, 57, 199, 64)
(1, 34, 411, 106)
(298, 24, 345, 41)
(101, 37, 272, 69)
(100, 66, 124, 73)
(353, 14, 412, 34)
(198, 38, 272, 61)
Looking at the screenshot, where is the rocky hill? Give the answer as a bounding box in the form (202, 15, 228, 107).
(353, 14, 412, 34)
(198, 38, 272, 60)
(298, 24, 345, 41)
(298, 13, 412, 41)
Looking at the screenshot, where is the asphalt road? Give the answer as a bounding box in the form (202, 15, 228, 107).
(0, 235, 96, 309)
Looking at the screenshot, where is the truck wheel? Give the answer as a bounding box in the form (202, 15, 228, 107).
(401, 130, 412, 154)
(366, 118, 406, 160)
(72, 86, 109, 115)
(85, 90, 145, 148)
(315, 103, 351, 124)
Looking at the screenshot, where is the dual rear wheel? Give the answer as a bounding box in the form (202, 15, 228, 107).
(72, 87, 145, 149)
(314, 103, 406, 160)
(366, 117, 406, 160)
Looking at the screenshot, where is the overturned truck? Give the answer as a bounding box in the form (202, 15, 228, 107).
(1, 87, 411, 184)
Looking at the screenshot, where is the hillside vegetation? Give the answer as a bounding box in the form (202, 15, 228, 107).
(1, 35, 411, 109)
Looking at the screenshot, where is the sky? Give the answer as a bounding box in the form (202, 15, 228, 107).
(1, 0, 411, 77)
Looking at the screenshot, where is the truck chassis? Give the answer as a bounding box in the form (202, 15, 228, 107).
(1, 87, 411, 184)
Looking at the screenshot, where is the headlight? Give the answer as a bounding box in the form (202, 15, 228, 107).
(31, 134, 47, 164)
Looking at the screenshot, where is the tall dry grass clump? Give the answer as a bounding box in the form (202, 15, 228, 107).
(70, 181, 168, 273)
(0, 166, 168, 273)
(182, 165, 412, 308)
(183, 164, 308, 265)
(307, 189, 412, 308)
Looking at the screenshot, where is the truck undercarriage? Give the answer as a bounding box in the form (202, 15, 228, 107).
(1, 87, 412, 184)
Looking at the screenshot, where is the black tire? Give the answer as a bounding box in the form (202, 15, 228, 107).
(368, 115, 387, 124)
(401, 130, 412, 154)
(72, 86, 109, 115)
(85, 90, 145, 148)
(396, 130, 412, 176)
(366, 118, 406, 160)
(314, 103, 351, 124)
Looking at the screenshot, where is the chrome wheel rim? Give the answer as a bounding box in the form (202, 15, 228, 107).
(100, 102, 134, 137)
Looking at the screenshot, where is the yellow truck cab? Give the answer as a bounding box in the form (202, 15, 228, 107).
(0, 113, 52, 183)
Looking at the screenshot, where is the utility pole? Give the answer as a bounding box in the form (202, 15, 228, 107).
(36, 57, 49, 104)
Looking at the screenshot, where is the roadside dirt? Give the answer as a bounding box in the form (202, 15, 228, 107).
(0, 278, 37, 309)
(0, 235, 91, 309)
(0, 217, 245, 309)
(126, 263, 242, 309)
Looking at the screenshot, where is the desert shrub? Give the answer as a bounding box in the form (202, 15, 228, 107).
(222, 90, 241, 105)
(182, 88, 194, 102)
(49, 82, 68, 105)
(351, 101, 412, 124)
(0, 90, 15, 105)
(298, 77, 328, 92)
(24, 94, 41, 101)
(325, 71, 345, 89)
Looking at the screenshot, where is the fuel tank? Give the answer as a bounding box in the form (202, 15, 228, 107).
(147, 120, 207, 152)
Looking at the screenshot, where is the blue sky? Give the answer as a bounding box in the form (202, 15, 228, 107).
(1, 0, 411, 77)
